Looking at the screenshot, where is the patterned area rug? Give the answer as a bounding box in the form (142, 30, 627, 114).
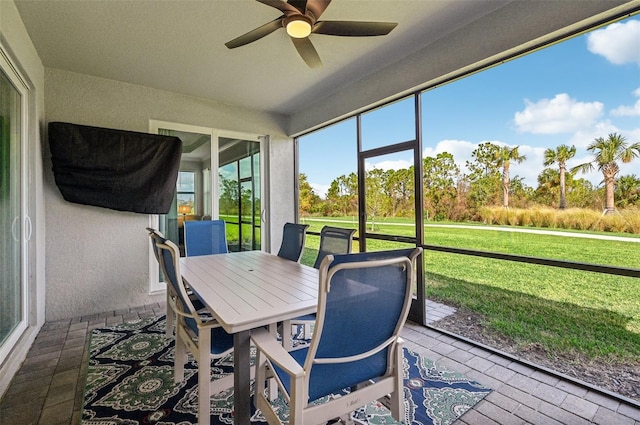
(81, 316, 490, 425)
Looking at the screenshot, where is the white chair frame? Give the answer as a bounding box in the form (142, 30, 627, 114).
(252, 248, 421, 425)
(152, 233, 238, 425)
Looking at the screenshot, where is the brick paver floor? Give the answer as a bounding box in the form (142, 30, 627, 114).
(1, 302, 638, 425)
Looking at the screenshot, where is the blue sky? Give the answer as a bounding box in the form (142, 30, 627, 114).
(299, 16, 640, 198)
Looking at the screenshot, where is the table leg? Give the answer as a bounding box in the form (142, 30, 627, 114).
(233, 330, 251, 425)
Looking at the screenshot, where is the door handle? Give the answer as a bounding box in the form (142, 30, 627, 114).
(25, 215, 32, 241)
(11, 216, 19, 242)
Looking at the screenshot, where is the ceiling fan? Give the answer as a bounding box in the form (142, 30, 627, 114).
(224, 0, 398, 68)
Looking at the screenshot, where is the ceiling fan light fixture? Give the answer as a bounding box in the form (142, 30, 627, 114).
(286, 17, 312, 38)
(225, 1, 397, 68)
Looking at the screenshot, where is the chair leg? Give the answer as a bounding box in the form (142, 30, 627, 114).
(255, 349, 266, 404)
(197, 331, 211, 425)
(268, 323, 278, 338)
(289, 377, 305, 425)
(174, 333, 186, 383)
(165, 292, 174, 338)
(281, 320, 292, 351)
(389, 344, 404, 422)
(303, 323, 312, 339)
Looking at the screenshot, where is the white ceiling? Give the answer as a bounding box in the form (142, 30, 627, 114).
(14, 0, 637, 132)
(13, 0, 512, 114)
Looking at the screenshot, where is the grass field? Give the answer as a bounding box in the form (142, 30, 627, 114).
(299, 217, 640, 363)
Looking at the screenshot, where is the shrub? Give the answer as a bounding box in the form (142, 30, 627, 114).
(474, 206, 639, 234)
(621, 207, 640, 234)
(558, 208, 598, 231)
(529, 208, 556, 228)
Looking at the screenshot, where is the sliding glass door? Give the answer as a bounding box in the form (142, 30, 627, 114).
(218, 136, 262, 251)
(148, 121, 267, 292)
(0, 51, 29, 361)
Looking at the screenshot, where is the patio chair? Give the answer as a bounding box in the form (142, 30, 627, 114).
(147, 227, 180, 337)
(252, 247, 422, 425)
(149, 231, 235, 425)
(312, 226, 357, 268)
(184, 219, 229, 256)
(285, 226, 357, 345)
(147, 227, 207, 338)
(276, 222, 310, 262)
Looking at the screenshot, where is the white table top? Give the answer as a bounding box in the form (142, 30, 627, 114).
(180, 250, 319, 333)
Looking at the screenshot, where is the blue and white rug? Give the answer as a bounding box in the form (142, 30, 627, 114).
(81, 316, 491, 424)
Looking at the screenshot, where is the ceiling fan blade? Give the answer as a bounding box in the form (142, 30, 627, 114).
(287, 0, 309, 14)
(305, 0, 331, 19)
(255, 0, 299, 14)
(225, 18, 283, 49)
(313, 21, 397, 36)
(292, 37, 322, 68)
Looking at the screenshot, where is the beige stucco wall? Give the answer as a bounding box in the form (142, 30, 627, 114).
(0, 0, 46, 396)
(43, 68, 294, 321)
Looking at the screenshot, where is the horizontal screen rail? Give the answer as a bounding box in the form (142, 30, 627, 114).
(305, 230, 639, 279)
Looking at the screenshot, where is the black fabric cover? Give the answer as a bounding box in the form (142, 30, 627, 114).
(48, 122, 182, 214)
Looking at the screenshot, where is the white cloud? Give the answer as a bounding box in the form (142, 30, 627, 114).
(626, 127, 640, 142)
(423, 139, 479, 180)
(424, 139, 544, 187)
(513, 145, 547, 186)
(365, 159, 413, 172)
(567, 121, 620, 148)
(310, 183, 330, 198)
(514, 93, 604, 134)
(423, 139, 477, 160)
(587, 19, 640, 66)
(611, 87, 640, 116)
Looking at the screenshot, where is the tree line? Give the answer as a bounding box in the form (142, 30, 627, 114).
(299, 133, 640, 222)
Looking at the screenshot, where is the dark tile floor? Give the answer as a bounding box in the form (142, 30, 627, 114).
(1, 302, 639, 425)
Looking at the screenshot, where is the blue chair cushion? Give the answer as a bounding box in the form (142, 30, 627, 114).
(184, 220, 229, 256)
(271, 346, 389, 402)
(184, 316, 234, 356)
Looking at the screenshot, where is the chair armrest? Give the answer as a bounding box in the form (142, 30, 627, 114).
(252, 327, 304, 378)
(170, 297, 222, 330)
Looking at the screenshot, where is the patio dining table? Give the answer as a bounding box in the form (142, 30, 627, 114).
(180, 250, 319, 425)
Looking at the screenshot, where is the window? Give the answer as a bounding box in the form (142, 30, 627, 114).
(176, 171, 195, 215)
(0, 45, 29, 363)
(298, 14, 639, 402)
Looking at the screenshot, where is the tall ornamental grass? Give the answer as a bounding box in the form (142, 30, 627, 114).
(479, 206, 640, 234)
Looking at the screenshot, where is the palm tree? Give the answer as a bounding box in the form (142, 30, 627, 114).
(494, 146, 526, 208)
(543, 144, 576, 209)
(571, 133, 640, 214)
(615, 174, 640, 208)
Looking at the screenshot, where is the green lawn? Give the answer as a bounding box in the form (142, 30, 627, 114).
(300, 217, 640, 363)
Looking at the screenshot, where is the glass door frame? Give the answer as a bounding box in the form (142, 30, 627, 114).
(147, 120, 268, 293)
(0, 43, 31, 362)
(356, 94, 426, 324)
(217, 130, 266, 252)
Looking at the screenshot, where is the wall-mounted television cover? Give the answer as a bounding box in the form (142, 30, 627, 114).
(48, 122, 182, 214)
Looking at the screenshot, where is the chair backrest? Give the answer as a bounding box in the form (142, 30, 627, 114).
(303, 247, 422, 401)
(146, 227, 162, 263)
(184, 220, 229, 257)
(148, 231, 199, 318)
(276, 222, 310, 262)
(313, 226, 357, 269)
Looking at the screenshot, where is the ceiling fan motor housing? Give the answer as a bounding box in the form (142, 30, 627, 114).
(284, 14, 314, 38)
